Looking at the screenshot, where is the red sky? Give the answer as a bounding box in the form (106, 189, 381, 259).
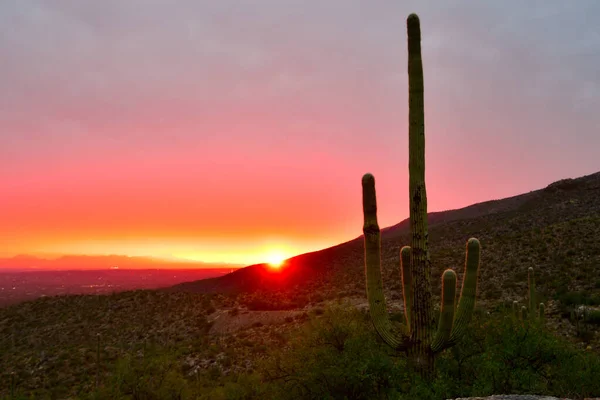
(1, 1, 599, 266)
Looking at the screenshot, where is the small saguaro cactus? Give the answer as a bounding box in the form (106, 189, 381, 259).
(513, 267, 545, 323)
(521, 306, 528, 320)
(572, 305, 592, 339)
(528, 267, 545, 322)
(362, 13, 482, 378)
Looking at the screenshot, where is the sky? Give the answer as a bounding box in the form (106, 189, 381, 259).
(1, 0, 599, 266)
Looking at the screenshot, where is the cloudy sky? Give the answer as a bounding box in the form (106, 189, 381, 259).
(1, 0, 598, 265)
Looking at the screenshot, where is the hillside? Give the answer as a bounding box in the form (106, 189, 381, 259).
(168, 170, 600, 356)
(170, 171, 600, 309)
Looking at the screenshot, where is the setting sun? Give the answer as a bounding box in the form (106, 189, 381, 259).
(265, 251, 287, 268)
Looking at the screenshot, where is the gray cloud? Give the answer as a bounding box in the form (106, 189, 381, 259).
(1, 0, 599, 191)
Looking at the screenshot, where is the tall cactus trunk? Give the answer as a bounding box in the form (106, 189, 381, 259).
(408, 345, 435, 378)
(407, 13, 435, 377)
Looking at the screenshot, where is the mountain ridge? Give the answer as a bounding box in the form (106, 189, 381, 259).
(169, 170, 600, 298)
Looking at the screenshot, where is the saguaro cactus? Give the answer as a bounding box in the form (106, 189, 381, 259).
(362, 14, 482, 377)
(513, 267, 545, 323)
(528, 267, 545, 322)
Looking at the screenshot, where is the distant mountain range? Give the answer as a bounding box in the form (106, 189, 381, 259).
(0, 254, 243, 271)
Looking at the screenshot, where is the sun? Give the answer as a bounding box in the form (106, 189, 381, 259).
(265, 251, 287, 268)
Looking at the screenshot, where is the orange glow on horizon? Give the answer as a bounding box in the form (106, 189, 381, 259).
(171, 244, 294, 267)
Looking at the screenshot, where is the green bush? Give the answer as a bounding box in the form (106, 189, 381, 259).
(240, 304, 407, 400)
(586, 310, 600, 325)
(83, 303, 600, 400)
(88, 349, 190, 400)
(557, 290, 600, 306)
(224, 304, 600, 400)
(466, 314, 596, 397)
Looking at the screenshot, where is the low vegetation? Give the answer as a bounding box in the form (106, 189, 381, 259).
(0, 290, 214, 398)
(3, 295, 600, 399)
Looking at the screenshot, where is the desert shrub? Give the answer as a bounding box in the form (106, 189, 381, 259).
(196, 373, 265, 400)
(242, 291, 300, 311)
(586, 310, 600, 325)
(557, 290, 600, 306)
(435, 310, 600, 399)
(249, 304, 408, 400)
(309, 293, 324, 303)
(229, 307, 239, 316)
(221, 304, 600, 400)
(294, 294, 310, 307)
(87, 348, 190, 400)
(205, 306, 216, 315)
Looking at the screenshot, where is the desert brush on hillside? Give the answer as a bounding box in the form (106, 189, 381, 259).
(3, 298, 600, 399)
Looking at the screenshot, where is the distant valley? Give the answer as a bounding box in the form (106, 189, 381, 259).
(0, 255, 240, 306)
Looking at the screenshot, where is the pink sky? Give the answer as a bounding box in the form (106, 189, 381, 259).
(1, 1, 599, 266)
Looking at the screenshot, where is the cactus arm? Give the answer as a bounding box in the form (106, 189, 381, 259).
(444, 238, 480, 347)
(512, 300, 519, 318)
(362, 174, 409, 350)
(431, 269, 457, 353)
(539, 303, 545, 322)
(400, 246, 413, 332)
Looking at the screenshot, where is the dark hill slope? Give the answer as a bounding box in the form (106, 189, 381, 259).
(169, 171, 600, 306)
